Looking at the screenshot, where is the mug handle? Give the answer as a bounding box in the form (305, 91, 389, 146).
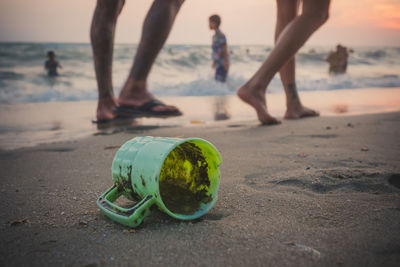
(97, 185, 156, 227)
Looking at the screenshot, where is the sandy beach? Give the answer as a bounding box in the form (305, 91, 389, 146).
(2, 0, 400, 265)
(0, 108, 399, 266)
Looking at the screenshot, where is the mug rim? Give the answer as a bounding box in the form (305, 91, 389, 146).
(155, 137, 221, 220)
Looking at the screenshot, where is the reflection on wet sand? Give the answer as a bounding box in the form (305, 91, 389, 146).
(333, 104, 349, 114)
(94, 117, 138, 130)
(214, 96, 231, 121)
(94, 117, 178, 136)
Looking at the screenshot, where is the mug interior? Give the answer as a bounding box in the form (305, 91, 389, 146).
(158, 140, 219, 216)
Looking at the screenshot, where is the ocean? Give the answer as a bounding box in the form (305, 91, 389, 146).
(1, 42, 400, 104)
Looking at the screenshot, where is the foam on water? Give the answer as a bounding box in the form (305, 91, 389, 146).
(0, 43, 400, 104)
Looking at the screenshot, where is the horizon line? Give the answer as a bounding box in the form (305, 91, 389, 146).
(0, 40, 398, 48)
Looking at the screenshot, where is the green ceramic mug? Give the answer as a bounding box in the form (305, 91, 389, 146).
(97, 136, 222, 227)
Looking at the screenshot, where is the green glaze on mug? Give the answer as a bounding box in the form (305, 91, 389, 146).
(97, 136, 222, 227)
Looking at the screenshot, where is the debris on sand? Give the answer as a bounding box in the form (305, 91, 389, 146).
(10, 218, 30, 226)
(78, 220, 88, 227)
(104, 145, 120, 150)
(190, 120, 205, 124)
(123, 229, 136, 234)
(285, 242, 321, 259)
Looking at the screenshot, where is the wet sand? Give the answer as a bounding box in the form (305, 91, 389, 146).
(1, 87, 400, 150)
(0, 110, 399, 266)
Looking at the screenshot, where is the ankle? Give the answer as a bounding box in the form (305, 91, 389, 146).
(243, 80, 266, 94)
(286, 99, 303, 110)
(129, 77, 146, 87)
(120, 78, 148, 97)
(128, 79, 146, 90)
(98, 90, 114, 100)
(98, 97, 117, 107)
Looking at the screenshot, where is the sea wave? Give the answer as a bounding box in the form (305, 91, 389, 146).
(0, 43, 399, 104)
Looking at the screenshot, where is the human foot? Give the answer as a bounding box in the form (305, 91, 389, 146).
(118, 79, 181, 114)
(96, 97, 118, 122)
(284, 104, 319, 119)
(237, 85, 281, 125)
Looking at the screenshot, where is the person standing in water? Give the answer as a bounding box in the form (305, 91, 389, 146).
(326, 44, 349, 74)
(237, 0, 330, 125)
(209, 14, 230, 83)
(44, 51, 62, 77)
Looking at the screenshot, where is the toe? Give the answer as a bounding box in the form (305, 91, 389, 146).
(301, 109, 319, 118)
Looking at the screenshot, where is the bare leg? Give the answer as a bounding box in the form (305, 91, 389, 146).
(119, 0, 185, 113)
(276, 1, 319, 119)
(237, 0, 330, 124)
(90, 0, 125, 121)
(275, 0, 298, 88)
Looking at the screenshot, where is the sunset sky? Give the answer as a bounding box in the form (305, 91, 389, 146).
(1, 0, 399, 46)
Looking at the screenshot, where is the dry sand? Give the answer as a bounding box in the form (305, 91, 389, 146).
(0, 111, 399, 266)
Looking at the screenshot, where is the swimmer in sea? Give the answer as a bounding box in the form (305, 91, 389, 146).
(237, 0, 330, 125)
(326, 44, 349, 74)
(44, 51, 62, 77)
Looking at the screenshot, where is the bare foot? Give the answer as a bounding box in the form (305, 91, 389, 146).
(285, 104, 319, 119)
(237, 85, 281, 125)
(96, 97, 118, 121)
(119, 79, 180, 113)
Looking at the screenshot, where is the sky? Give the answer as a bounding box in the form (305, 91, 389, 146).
(0, 0, 399, 46)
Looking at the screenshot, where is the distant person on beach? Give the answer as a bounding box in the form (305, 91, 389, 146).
(209, 14, 230, 83)
(326, 44, 349, 74)
(90, 0, 183, 122)
(237, 0, 330, 125)
(44, 51, 61, 77)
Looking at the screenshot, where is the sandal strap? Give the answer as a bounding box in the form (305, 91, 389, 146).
(139, 100, 165, 111)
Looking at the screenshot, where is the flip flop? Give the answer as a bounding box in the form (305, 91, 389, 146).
(115, 99, 182, 118)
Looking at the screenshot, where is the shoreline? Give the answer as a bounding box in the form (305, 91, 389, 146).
(0, 110, 399, 266)
(0, 87, 399, 150)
